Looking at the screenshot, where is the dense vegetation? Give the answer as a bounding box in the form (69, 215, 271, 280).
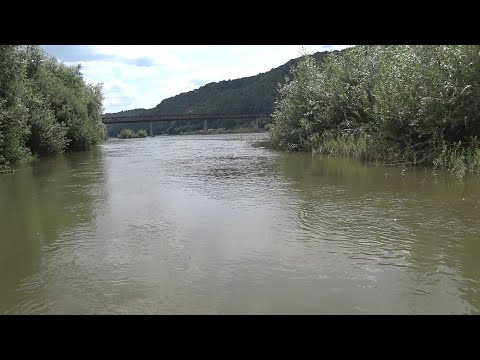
(104, 51, 330, 137)
(0, 45, 106, 170)
(118, 129, 147, 138)
(269, 46, 480, 177)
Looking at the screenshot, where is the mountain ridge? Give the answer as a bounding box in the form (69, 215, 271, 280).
(104, 50, 336, 118)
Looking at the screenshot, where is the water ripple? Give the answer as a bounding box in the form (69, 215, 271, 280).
(2, 133, 480, 314)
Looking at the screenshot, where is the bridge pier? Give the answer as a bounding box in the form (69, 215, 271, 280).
(149, 122, 153, 137)
(254, 118, 259, 130)
(203, 119, 208, 134)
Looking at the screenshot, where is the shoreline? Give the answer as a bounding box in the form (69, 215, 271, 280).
(112, 128, 267, 138)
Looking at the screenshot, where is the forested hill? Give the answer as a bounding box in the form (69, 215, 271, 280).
(106, 108, 147, 117)
(104, 50, 332, 118)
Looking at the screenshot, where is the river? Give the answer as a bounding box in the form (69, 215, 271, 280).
(1, 133, 479, 314)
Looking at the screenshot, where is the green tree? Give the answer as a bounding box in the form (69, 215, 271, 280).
(267, 45, 480, 175)
(269, 51, 323, 150)
(0, 46, 30, 168)
(1, 45, 106, 169)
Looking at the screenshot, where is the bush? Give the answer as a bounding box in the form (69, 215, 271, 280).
(118, 129, 136, 139)
(136, 129, 147, 138)
(268, 45, 480, 176)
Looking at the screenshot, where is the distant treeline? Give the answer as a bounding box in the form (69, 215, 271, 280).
(106, 117, 270, 137)
(0, 45, 106, 169)
(269, 46, 480, 177)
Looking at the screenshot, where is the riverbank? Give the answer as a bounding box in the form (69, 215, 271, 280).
(182, 127, 266, 135)
(0, 46, 106, 171)
(255, 132, 480, 178)
(112, 127, 266, 139)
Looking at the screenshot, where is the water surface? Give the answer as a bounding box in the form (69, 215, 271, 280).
(1, 133, 479, 314)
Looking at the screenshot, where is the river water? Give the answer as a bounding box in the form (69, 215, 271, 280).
(1, 133, 479, 314)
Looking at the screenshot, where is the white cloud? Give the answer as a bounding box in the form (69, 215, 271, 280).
(45, 45, 354, 113)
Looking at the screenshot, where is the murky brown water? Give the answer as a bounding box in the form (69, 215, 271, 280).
(1, 133, 479, 314)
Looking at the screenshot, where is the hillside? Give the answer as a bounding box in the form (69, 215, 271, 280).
(104, 50, 333, 136)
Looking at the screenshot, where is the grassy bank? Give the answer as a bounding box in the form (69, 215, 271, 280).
(267, 131, 480, 178)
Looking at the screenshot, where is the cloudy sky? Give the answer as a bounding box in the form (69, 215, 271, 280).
(42, 45, 352, 114)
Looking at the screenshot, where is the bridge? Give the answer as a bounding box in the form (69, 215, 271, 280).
(101, 114, 272, 136)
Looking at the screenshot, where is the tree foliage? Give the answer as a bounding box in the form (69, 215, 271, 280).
(0, 45, 106, 169)
(269, 45, 480, 171)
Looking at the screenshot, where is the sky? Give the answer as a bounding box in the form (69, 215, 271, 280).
(41, 45, 352, 114)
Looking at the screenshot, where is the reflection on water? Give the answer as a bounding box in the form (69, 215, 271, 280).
(1, 133, 479, 314)
(0, 148, 107, 313)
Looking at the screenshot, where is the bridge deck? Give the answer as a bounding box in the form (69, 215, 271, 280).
(102, 114, 270, 124)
